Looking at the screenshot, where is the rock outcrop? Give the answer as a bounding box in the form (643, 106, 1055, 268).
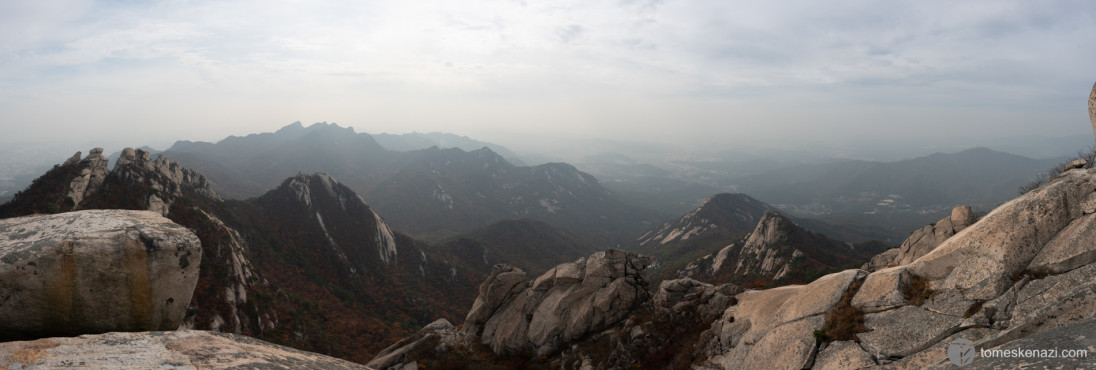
(862, 205, 975, 271)
(464, 250, 652, 356)
(369, 250, 655, 369)
(64, 148, 109, 208)
(0, 330, 367, 369)
(114, 148, 222, 215)
(0, 210, 201, 341)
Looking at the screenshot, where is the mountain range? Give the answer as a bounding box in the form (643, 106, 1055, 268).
(160, 122, 658, 243)
(370, 130, 527, 166)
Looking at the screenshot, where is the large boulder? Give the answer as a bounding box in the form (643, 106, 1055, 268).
(0, 210, 201, 341)
(0, 330, 366, 369)
(893, 205, 974, 268)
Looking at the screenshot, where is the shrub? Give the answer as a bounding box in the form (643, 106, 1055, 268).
(820, 278, 867, 342)
(963, 300, 985, 319)
(903, 275, 935, 306)
(1019, 146, 1096, 194)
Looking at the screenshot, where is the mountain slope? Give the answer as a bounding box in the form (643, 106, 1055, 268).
(634, 193, 774, 274)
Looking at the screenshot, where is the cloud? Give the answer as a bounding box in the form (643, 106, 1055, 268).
(0, 0, 1093, 147)
(556, 24, 585, 43)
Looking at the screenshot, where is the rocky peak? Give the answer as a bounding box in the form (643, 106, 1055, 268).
(747, 210, 795, 244)
(112, 148, 221, 215)
(276, 172, 399, 265)
(709, 209, 868, 285)
(282, 172, 358, 211)
(64, 148, 110, 208)
(732, 211, 803, 279)
(637, 193, 773, 248)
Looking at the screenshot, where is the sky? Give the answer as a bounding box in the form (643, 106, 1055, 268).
(1, 0, 1095, 153)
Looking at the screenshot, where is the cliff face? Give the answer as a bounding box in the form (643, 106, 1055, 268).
(374, 165, 1096, 369)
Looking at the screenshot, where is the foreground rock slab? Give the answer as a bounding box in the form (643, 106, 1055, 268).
(0, 330, 368, 369)
(0, 210, 201, 341)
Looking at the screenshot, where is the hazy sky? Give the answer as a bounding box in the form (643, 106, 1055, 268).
(2, 0, 1094, 151)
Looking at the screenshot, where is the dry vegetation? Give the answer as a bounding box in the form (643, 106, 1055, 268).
(1019, 146, 1095, 194)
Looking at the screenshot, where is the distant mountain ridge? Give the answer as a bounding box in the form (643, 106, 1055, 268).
(733, 147, 1061, 210)
(162, 122, 658, 243)
(371, 131, 526, 166)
